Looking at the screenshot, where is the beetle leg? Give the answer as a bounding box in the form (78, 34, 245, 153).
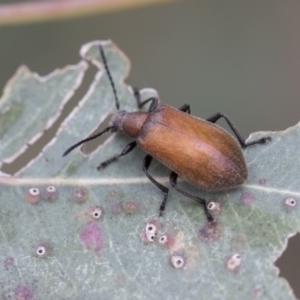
(97, 141, 137, 170)
(133, 88, 159, 112)
(169, 171, 213, 222)
(178, 104, 191, 114)
(206, 112, 271, 148)
(142, 154, 169, 216)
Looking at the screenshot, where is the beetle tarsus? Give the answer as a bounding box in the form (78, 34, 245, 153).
(133, 88, 159, 112)
(97, 161, 111, 170)
(259, 137, 271, 144)
(242, 136, 272, 148)
(205, 208, 214, 222)
(158, 195, 168, 216)
(206, 112, 272, 149)
(97, 141, 137, 170)
(97, 154, 120, 169)
(159, 209, 165, 217)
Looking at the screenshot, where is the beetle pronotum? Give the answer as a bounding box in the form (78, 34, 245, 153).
(63, 44, 270, 222)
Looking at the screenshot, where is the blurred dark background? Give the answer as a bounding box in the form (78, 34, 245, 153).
(0, 0, 299, 297)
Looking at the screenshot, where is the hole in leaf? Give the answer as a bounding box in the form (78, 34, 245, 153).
(275, 233, 300, 298)
(80, 113, 114, 155)
(0, 67, 96, 175)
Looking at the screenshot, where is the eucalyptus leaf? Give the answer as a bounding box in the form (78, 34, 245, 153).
(0, 40, 298, 300)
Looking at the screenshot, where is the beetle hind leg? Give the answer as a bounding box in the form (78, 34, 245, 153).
(206, 112, 271, 148)
(169, 172, 213, 222)
(142, 154, 169, 216)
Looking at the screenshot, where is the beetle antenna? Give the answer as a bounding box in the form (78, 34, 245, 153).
(62, 126, 112, 157)
(99, 45, 120, 110)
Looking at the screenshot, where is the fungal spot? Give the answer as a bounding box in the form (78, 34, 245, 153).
(158, 234, 175, 248)
(92, 209, 102, 219)
(145, 223, 157, 241)
(45, 185, 57, 201)
(170, 254, 186, 269)
(110, 202, 122, 214)
(225, 253, 242, 272)
(87, 206, 104, 220)
(141, 220, 159, 243)
(258, 178, 266, 186)
(207, 201, 221, 213)
(29, 188, 39, 196)
(4, 257, 14, 269)
(36, 246, 46, 256)
(241, 192, 254, 205)
(26, 188, 40, 204)
(73, 188, 88, 203)
(14, 285, 33, 300)
(284, 197, 297, 208)
(80, 222, 103, 254)
(35, 243, 51, 258)
(146, 223, 156, 234)
(146, 233, 155, 242)
(122, 200, 139, 214)
(251, 286, 265, 298)
(198, 221, 220, 242)
(159, 235, 167, 244)
(46, 186, 55, 193)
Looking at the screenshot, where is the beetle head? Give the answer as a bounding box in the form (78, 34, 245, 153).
(111, 110, 127, 132)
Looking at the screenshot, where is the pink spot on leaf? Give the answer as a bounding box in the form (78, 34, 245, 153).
(80, 222, 103, 254)
(4, 257, 14, 269)
(258, 178, 266, 186)
(26, 188, 40, 204)
(158, 234, 175, 249)
(123, 200, 139, 214)
(110, 202, 122, 214)
(241, 192, 254, 205)
(73, 188, 88, 203)
(14, 286, 33, 300)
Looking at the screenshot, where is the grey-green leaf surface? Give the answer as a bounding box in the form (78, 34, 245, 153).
(0, 40, 298, 300)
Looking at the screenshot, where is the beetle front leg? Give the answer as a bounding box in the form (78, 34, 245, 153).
(142, 154, 169, 216)
(169, 171, 213, 222)
(133, 88, 159, 112)
(206, 112, 271, 148)
(97, 141, 137, 170)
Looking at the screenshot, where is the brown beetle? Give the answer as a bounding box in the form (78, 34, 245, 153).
(63, 45, 270, 222)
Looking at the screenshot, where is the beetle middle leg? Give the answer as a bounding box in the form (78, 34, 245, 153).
(178, 104, 191, 114)
(142, 154, 169, 216)
(97, 141, 137, 170)
(206, 112, 271, 148)
(169, 171, 213, 222)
